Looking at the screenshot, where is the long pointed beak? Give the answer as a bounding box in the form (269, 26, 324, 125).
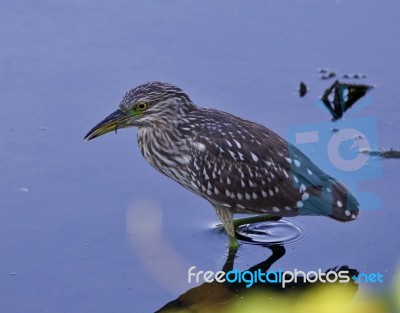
(84, 109, 128, 141)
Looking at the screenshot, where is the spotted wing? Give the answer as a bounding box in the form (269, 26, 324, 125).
(180, 108, 359, 221)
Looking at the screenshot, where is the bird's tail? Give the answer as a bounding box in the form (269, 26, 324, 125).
(327, 177, 360, 221)
(300, 177, 360, 222)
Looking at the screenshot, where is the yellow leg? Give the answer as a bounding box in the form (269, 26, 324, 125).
(228, 235, 239, 253)
(214, 206, 239, 251)
(233, 215, 281, 229)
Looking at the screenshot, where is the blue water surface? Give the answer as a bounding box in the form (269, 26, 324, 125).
(1, 1, 399, 312)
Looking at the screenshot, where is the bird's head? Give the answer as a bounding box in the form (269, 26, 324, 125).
(84, 81, 195, 140)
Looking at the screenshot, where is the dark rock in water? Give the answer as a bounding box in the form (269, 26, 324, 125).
(299, 81, 308, 97)
(321, 72, 336, 80)
(364, 149, 400, 159)
(342, 73, 368, 79)
(321, 80, 373, 120)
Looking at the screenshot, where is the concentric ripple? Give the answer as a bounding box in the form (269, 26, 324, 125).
(236, 219, 306, 246)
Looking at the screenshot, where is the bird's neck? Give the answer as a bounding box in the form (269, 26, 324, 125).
(137, 123, 190, 182)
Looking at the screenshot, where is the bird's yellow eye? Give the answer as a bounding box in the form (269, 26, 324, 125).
(137, 102, 148, 111)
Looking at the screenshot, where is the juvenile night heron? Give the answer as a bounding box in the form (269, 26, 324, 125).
(84, 82, 359, 251)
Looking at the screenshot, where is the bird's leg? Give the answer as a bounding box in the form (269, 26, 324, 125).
(214, 206, 239, 252)
(228, 236, 239, 253)
(233, 215, 281, 229)
(222, 244, 237, 273)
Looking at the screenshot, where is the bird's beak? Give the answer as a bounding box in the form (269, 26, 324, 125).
(84, 109, 129, 141)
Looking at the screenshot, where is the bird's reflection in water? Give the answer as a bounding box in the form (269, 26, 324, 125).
(156, 244, 359, 313)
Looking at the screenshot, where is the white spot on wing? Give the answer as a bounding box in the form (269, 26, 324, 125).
(337, 200, 343, 208)
(190, 181, 198, 189)
(282, 169, 289, 178)
(233, 139, 241, 148)
(227, 150, 236, 160)
(250, 152, 259, 162)
(203, 168, 209, 180)
(193, 142, 206, 151)
(225, 139, 232, 147)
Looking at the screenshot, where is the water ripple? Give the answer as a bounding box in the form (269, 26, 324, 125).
(236, 219, 307, 246)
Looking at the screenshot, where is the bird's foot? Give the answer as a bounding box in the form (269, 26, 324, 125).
(233, 215, 281, 229)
